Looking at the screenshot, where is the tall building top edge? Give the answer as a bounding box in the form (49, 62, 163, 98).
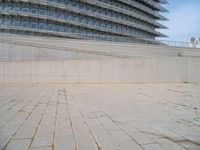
(154, 0, 169, 4)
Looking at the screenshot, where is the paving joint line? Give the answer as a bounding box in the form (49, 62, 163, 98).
(27, 87, 55, 150)
(69, 91, 102, 150)
(1, 87, 45, 150)
(63, 87, 77, 150)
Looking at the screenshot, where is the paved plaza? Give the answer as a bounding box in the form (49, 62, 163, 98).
(0, 84, 200, 150)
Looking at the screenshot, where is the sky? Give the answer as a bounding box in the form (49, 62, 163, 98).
(158, 0, 200, 42)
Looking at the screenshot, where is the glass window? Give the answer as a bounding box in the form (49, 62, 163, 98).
(4, 2, 12, 11)
(56, 0, 65, 5)
(0, 2, 4, 11)
(65, 13, 71, 20)
(64, 25, 72, 32)
(56, 24, 64, 32)
(56, 10, 64, 19)
(65, 0, 71, 6)
(30, 19, 38, 29)
(13, 3, 21, 12)
(21, 19, 29, 27)
(0, 16, 3, 25)
(13, 17, 21, 26)
(39, 6, 47, 15)
(30, 4, 38, 14)
(3, 17, 12, 26)
(22, 4, 29, 13)
(39, 22, 47, 30)
(48, 8, 55, 17)
(48, 23, 55, 31)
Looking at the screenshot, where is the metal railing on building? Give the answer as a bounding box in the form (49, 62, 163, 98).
(0, 27, 199, 49)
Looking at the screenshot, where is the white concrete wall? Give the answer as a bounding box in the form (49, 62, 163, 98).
(0, 42, 112, 61)
(0, 57, 200, 84)
(0, 34, 200, 84)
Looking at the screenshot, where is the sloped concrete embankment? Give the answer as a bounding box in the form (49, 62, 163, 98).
(0, 35, 200, 84)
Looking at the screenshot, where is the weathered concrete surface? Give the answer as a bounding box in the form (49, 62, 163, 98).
(1, 33, 200, 61)
(0, 84, 200, 150)
(1, 34, 200, 84)
(0, 57, 200, 84)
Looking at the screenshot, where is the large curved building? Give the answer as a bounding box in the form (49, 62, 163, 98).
(0, 0, 168, 42)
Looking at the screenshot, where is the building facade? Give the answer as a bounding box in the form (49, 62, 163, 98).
(0, 0, 168, 42)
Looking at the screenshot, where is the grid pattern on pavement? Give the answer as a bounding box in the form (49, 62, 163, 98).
(0, 84, 200, 150)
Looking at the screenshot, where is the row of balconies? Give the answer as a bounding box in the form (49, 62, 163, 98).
(1, 11, 157, 39)
(1, 9, 165, 37)
(2, 0, 167, 20)
(0, 25, 156, 43)
(108, 0, 167, 20)
(129, 0, 168, 12)
(81, 0, 167, 20)
(0, 4, 163, 35)
(15, 0, 167, 28)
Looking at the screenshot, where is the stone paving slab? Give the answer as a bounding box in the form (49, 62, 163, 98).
(0, 84, 200, 150)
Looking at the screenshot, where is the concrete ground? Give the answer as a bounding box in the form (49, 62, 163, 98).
(0, 84, 200, 150)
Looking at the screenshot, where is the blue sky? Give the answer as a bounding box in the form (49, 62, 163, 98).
(158, 0, 200, 42)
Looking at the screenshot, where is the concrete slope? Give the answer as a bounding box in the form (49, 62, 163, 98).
(1, 34, 200, 61)
(0, 34, 200, 83)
